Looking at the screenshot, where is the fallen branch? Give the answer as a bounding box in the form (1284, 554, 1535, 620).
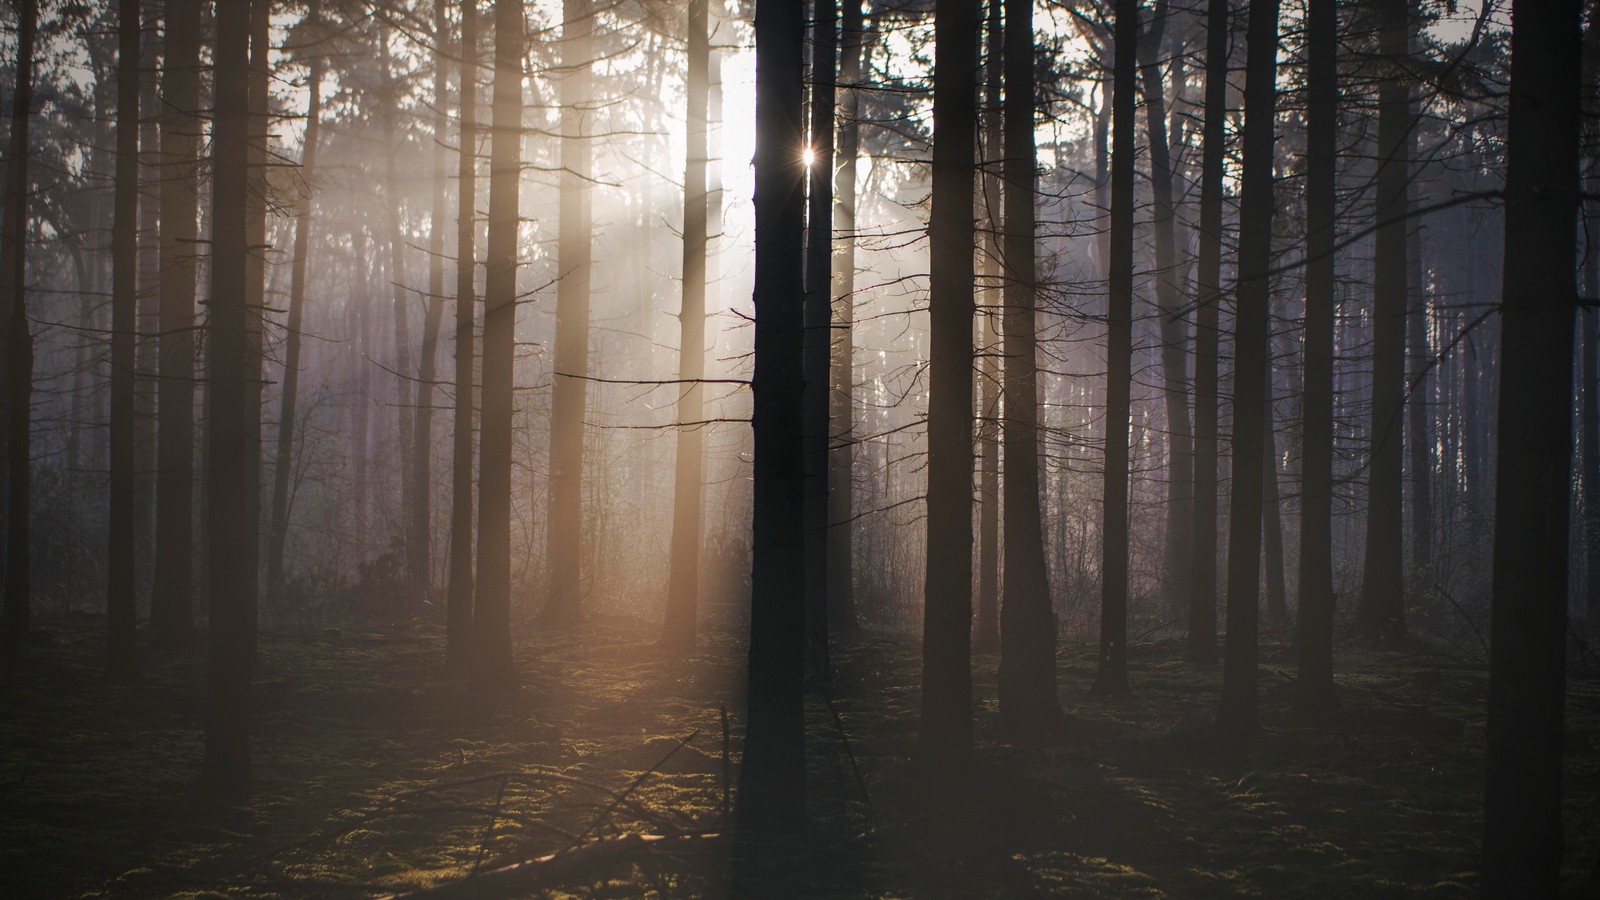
(387, 833, 724, 900)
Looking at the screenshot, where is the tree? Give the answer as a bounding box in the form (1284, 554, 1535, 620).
(448, 0, 480, 669)
(803, 0, 838, 681)
(0, 0, 38, 658)
(662, 0, 711, 652)
(1481, 0, 1580, 892)
(203, 0, 258, 800)
(1216, 0, 1282, 734)
(543, 0, 595, 629)
(997, 0, 1063, 732)
(974, 0, 1002, 655)
(470, 0, 524, 696)
(153, 0, 202, 654)
(1357, 0, 1410, 647)
(267, 3, 325, 607)
(1295, 0, 1338, 711)
(1092, 0, 1137, 700)
(920, 0, 980, 773)
(1187, 0, 1229, 664)
(737, 0, 807, 832)
(106, 0, 143, 684)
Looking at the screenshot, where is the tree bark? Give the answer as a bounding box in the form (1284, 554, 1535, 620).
(448, 0, 480, 669)
(1216, 0, 1281, 733)
(974, 0, 1002, 655)
(1481, 0, 1579, 892)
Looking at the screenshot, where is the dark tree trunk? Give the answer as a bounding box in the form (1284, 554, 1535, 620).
(1295, 0, 1338, 710)
(1187, 0, 1228, 664)
(803, 0, 838, 681)
(662, 0, 710, 652)
(1262, 382, 1288, 630)
(737, 0, 807, 832)
(243, 0, 269, 659)
(153, 0, 201, 654)
(1405, 196, 1433, 582)
(470, 0, 524, 696)
(920, 0, 980, 773)
(973, 0, 1002, 656)
(1481, 0, 1579, 892)
(0, 0, 37, 656)
(828, 0, 865, 637)
(106, 0, 143, 684)
(381, 27, 415, 591)
(1137, 0, 1194, 620)
(203, 0, 257, 800)
(1358, 0, 1409, 647)
(1586, 299, 1600, 621)
(997, 0, 1062, 731)
(266, 12, 323, 608)
(543, 0, 594, 629)
(1216, 0, 1281, 733)
(447, 0, 479, 668)
(1093, 0, 1137, 700)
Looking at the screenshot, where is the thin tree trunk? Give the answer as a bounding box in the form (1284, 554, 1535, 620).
(243, 0, 269, 655)
(470, 0, 523, 696)
(1481, 0, 1578, 891)
(1262, 380, 1288, 629)
(803, 0, 838, 681)
(1405, 194, 1433, 584)
(0, 0, 37, 655)
(106, 0, 143, 684)
(662, 0, 710, 652)
(1586, 280, 1600, 621)
(1187, 0, 1228, 664)
(543, 0, 595, 628)
(737, 0, 807, 833)
(1358, 0, 1409, 647)
(382, 27, 415, 588)
(1294, 0, 1337, 709)
(202, 0, 257, 800)
(1216, 0, 1281, 733)
(828, 0, 864, 637)
(974, 0, 1002, 655)
(1093, 0, 1137, 700)
(920, 0, 979, 774)
(998, 0, 1063, 729)
(266, 19, 323, 607)
(448, 0, 479, 669)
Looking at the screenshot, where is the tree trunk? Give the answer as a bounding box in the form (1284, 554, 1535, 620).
(1586, 298, 1600, 621)
(1137, 0, 1194, 620)
(1216, 0, 1281, 733)
(1262, 380, 1288, 630)
(380, 27, 415, 595)
(106, 0, 143, 684)
(920, 0, 979, 773)
(1093, 0, 1137, 700)
(203, 0, 257, 800)
(1358, 0, 1409, 647)
(0, 0, 37, 656)
(266, 17, 323, 609)
(448, 0, 479, 669)
(828, 0, 865, 638)
(1405, 193, 1433, 585)
(543, 0, 595, 628)
(243, 0, 269, 657)
(1481, 0, 1579, 892)
(662, 0, 710, 652)
(1294, 0, 1337, 710)
(997, 0, 1062, 730)
(737, 0, 807, 832)
(470, 0, 524, 696)
(803, 0, 838, 681)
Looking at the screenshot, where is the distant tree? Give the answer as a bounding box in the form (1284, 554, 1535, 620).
(0, 0, 38, 658)
(203, 0, 258, 800)
(663, 0, 712, 652)
(153, 0, 202, 654)
(448, 0, 480, 668)
(544, 0, 596, 629)
(737, 0, 808, 832)
(1217, 0, 1282, 733)
(997, 0, 1063, 732)
(974, 0, 1001, 655)
(1481, 0, 1580, 893)
(470, 0, 524, 696)
(1357, 0, 1410, 647)
(106, 0, 143, 684)
(920, 0, 980, 773)
(1187, 0, 1228, 664)
(1092, 0, 1137, 700)
(1295, 0, 1338, 711)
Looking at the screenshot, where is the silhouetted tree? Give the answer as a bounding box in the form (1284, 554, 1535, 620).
(448, 0, 480, 668)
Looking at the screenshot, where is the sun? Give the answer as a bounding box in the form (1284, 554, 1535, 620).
(803, 145, 817, 169)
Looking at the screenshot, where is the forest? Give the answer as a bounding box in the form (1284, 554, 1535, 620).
(0, 0, 1592, 895)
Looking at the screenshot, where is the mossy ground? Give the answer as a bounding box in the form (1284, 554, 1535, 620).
(1, 614, 1597, 897)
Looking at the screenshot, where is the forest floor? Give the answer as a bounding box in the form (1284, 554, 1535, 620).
(2, 612, 1599, 898)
